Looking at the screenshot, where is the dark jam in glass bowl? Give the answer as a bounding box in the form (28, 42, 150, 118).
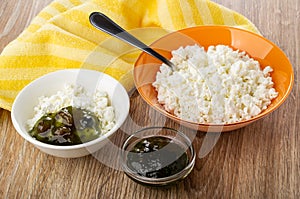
(126, 136, 189, 178)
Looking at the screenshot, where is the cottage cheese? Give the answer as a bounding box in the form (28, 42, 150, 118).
(153, 45, 278, 124)
(27, 84, 115, 134)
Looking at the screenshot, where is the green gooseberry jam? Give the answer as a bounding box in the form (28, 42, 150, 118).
(29, 106, 101, 145)
(126, 136, 189, 178)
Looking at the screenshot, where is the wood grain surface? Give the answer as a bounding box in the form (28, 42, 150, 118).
(0, 0, 299, 198)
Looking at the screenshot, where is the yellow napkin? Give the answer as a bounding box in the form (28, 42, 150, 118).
(0, 0, 259, 111)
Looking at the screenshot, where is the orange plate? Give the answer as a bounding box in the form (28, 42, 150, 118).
(134, 26, 294, 132)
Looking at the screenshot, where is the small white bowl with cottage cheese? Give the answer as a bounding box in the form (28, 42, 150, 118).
(134, 26, 294, 132)
(11, 69, 129, 158)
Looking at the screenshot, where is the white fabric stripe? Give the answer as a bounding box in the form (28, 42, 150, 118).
(157, 0, 175, 30)
(58, 0, 79, 8)
(0, 68, 60, 80)
(29, 16, 48, 26)
(42, 6, 61, 16)
(1, 42, 117, 66)
(193, 0, 214, 24)
(179, 0, 196, 27)
(219, 5, 237, 25)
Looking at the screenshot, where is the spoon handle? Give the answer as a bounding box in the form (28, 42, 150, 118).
(89, 12, 174, 68)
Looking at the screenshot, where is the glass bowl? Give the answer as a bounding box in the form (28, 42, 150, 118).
(120, 127, 195, 186)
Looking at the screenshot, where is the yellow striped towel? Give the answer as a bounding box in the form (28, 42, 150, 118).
(0, 0, 259, 111)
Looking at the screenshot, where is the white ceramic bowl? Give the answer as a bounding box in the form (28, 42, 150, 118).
(11, 69, 129, 158)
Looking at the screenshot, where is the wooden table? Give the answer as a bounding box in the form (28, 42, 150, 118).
(0, 0, 299, 198)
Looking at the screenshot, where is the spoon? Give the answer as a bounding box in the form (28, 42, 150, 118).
(89, 12, 175, 69)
